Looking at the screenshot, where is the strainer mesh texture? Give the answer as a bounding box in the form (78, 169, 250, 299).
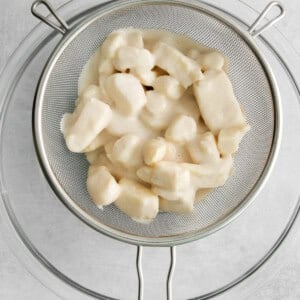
(39, 2, 275, 239)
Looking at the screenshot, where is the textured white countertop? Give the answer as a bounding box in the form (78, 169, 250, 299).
(0, 0, 300, 299)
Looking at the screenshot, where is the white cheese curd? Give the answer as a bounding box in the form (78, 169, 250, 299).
(165, 115, 197, 144)
(187, 132, 220, 164)
(115, 178, 159, 222)
(87, 166, 120, 208)
(62, 28, 250, 222)
(105, 73, 147, 116)
(153, 42, 203, 88)
(152, 75, 185, 100)
(113, 46, 154, 72)
(63, 99, 112, 153)
(193, 70, 247, 134)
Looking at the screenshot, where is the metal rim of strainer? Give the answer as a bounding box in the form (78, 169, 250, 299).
(32, 0, 283, 247)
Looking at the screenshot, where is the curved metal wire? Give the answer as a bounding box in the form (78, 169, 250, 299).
(136, 246, 144, 300)
(167, 247, 176, 300)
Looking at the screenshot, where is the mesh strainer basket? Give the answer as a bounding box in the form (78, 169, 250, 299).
(31, 0, 284, 298)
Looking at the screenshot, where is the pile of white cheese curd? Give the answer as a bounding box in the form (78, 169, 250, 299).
(61, 28, 250, 223)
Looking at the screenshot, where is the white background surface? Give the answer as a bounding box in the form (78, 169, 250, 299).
(0, 0, 300, 299)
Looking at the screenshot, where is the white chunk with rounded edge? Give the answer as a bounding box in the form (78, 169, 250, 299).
(193, 70, 247, 134)
(158, 141, 191, 163)
(112, 134, 144, 168)
(85, 148, 103, 164)
(198, 51, 226, 71)
(97, 75, 113, 106)
(95, 153, 141, 182)
(153, 76, 185, 100)
(104, 138, 117, 162)
(153, 42, 203, 88)
(159, 197, 194, 214)
(187, 132, 220, 164)
(130, 68, 157, 86)
(183, 155, 233, 189)
(143, 137, 167, 165)
(154, 184, 196, 213)
(98, 58, 115, 76)
(187, 49, 225, 71)
(78, 84, 111, 106)
(105, 73, 147, 115)
(145, 91, 168, 115)
(115, 178, 159, 222)
(218, 124, 250, 155)
(113, 46, 155, 72)
(107, 110, 154, 138)
(186, 48, 200, 60)
(165, 115, 197, 144)
(136, 166, 153, 183)
(137, 161, 190, 190)
(64, 99, 112, 153)
(159, 188, 195, 214)
(140, 108, 173, 131)
(151, 161, 190, 190)
(174, 89, 201, 123)
(101, 29, 144, 58)
(87, 166, 120, 208)
(84, 130, 115, 152)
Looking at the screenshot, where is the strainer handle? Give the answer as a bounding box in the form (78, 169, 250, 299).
(248, 1, 285, 38)
(136, 246, 176, 300)
(31, 0, 70, 35)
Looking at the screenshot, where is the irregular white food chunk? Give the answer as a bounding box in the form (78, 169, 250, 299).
(193, 70, 247, 134)
(81, 85, 102, 101)
(97, 76, 113, 106)
(187, 132, 220, 164)
(165, 115, 197, 144)
(98, 58, 115, 76)
(87, 166, 120, 208)
(152, 161, 190, 190)
(152, 76, 185, 100)
(187, 49, 225, 70)
(85, 148, 103, 164)
(183, 156, 233, 189)
(111, 134, 144, 168)
(136, 166, 153, 183)
(104, 138, 117, 162)
(113, 46, 155, 72)
(105, 73, 147, 115)
(96, 153, 141, 182)
(218, 125, 250, 155)
(161, 141, 192, 163)
(174, 89, 201, 123)
(153, 42, 203, 88)
(198, 51, 226, 71)
(85, 130, 115, 152)
(130, 68, 157, 86)
(143, 138, 167, 165)
(140, 108, 173, 131)
(159, 197, 194, 214)
(101, 29, 143, 58)
(186, 48, 201, 60)
(115, 178, 159, 222)
(137, 161, 190, 190)
(78, 84, 111, 106)
(107, 110, 155, 137)
(145, 91, 168, 115)
(64, 99, 112, 153)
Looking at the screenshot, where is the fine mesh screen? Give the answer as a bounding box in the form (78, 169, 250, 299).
(39, 2, 275, 242)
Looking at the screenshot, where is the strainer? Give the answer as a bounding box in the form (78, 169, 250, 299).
(31, 0, 284, 298)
